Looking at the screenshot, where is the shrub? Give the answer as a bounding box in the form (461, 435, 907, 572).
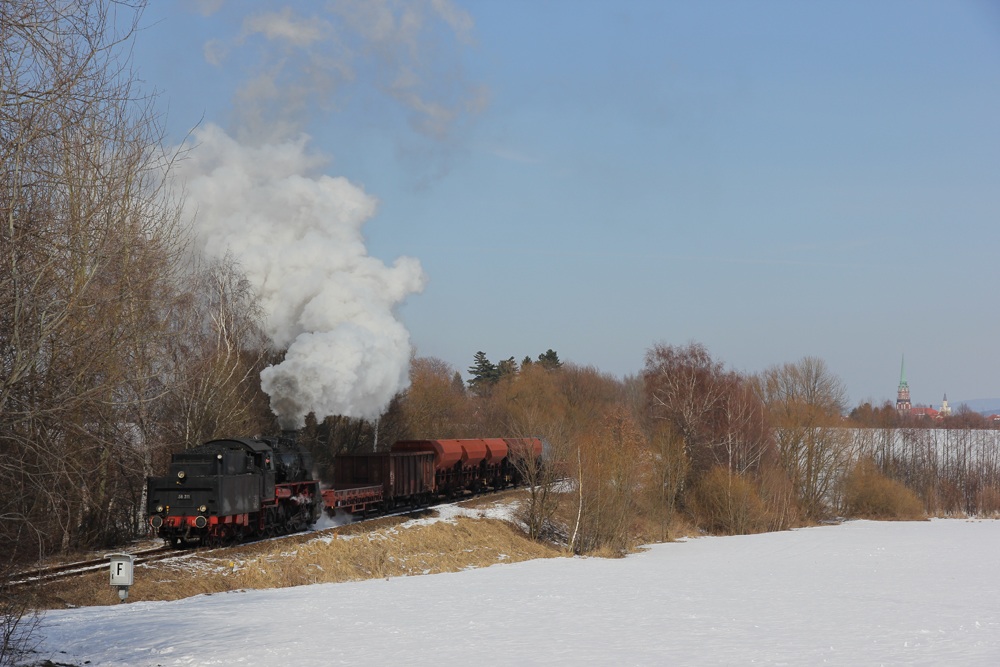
(935, 478, 966, 516)
(1, 575, 40, 667)
(757, 464, 801, 531)
(842, 458, 926, 520)
(976, 486, 1000, 516)
(690, 467, 768, 535)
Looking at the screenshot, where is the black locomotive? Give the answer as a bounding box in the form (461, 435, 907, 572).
(146, 435, 321, 547)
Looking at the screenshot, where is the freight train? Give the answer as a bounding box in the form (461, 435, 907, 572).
(145, 435, 543, 547)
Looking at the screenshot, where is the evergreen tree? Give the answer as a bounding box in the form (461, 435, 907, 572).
(538, 349, 563, 370)
(467, 351, 499, 396)
(497, 356, 519, 378)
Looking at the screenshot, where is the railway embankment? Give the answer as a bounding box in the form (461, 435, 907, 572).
(28, 492, 561, 609)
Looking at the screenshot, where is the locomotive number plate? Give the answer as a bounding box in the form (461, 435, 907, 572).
(177, 493, 191, 500)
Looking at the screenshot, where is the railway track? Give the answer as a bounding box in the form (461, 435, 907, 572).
(7, 519, 365, 590)
(8, 546, 181, 589)
(8, 487, 524, 590)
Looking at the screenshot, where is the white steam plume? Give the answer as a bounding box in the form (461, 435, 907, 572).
(177, 124, 426, 427)
(175, 1, 481, 428)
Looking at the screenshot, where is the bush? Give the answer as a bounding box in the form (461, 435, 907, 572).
(934, 478, 966, 516)
(842, 459, 926, 520)
(1, 575, 40, 667)
(976, 486, 1000, 516)
(690, 467, 768, 535)
(757, 464, 801, 531)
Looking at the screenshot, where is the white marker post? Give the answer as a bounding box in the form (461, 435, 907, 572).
(108, 553, 135, 602)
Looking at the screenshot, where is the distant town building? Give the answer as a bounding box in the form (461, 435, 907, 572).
(894, 357, 954, 421)
(896, 355, 911, 414)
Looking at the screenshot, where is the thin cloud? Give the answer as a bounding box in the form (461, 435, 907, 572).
(243, 8, 328, 46)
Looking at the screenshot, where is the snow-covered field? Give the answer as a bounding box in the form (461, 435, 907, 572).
(24, 519, 1000, 666)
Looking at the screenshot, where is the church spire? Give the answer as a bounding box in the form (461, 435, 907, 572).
(896, 353, 911, 414)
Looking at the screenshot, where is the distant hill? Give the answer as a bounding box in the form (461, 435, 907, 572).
(955, 399, 1000, 415)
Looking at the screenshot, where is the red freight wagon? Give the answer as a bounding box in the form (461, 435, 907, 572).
(482, 438, 511, 488)
(391, 438, 543, 497)
(321, 484, 384, 516)
(391, 439, 473, 495)
(392, 439, 463, 470)
(329, 451, 435, 512)
(482, 438, 509, 463)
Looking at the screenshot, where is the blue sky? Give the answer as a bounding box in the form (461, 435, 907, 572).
(134, 1, 1000, 408)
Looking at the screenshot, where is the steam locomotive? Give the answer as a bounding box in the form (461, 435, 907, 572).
(145, 435, 320, 547)
(146, 436, 543, 547)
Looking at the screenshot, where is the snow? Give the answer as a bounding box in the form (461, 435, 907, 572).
(396, 499, 521, 527)
(25, 519, 1000, 666)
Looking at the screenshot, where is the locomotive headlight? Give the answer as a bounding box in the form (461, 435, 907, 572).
(155, 505, 164, 513)
(198, 505, 207, 513)
(217, 454, 223, 459)
(177, 471, 186, 479)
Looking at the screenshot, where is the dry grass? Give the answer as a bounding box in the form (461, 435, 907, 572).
(29, 488, 708, 609)
(33, 504, 560, 610)
(630, 510, 698, 545)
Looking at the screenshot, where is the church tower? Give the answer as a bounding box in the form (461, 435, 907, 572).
(896, 355, 911, 414)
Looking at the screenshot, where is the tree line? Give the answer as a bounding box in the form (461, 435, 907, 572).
(397, 346, 1000, 553)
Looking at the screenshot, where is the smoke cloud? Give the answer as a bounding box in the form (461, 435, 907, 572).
(177, 124, 425, 427)
(180, 125, 425, 427)
(174, 1, 481, 428)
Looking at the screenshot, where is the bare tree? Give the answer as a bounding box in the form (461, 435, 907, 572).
(493, 363, 573, 541)
(716, 374, 771, 474)
(158, 257, 272, 452)
(643, 421, 689, 540)
(570, 406, 644, 555)
(644, 342, 772, 477)
(399, 356, 471, 439)
(643, 343, 729, 472)
(757, 357, 851, 518)
(507, 434, 566, 542)
(0, 0, 187, 561)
